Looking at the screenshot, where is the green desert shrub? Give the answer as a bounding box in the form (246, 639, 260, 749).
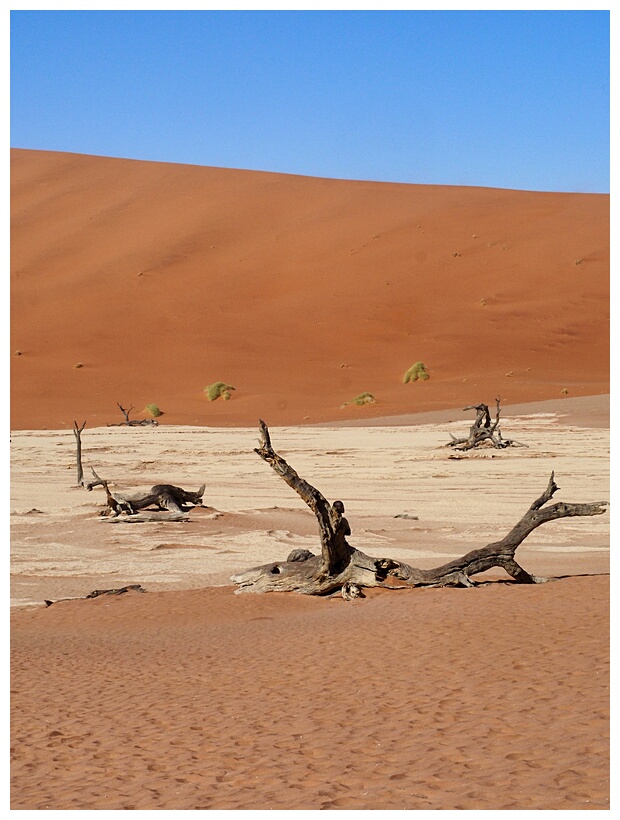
(403, 362, 429, 383)
(144, 404, 163, 417)
(343, 392, 376, 407)
(205, 382, 236, 401)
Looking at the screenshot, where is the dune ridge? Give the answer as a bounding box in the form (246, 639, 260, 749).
(11, 149, 608, 430)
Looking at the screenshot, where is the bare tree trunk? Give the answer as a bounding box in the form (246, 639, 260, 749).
(118, 402, 133, 424)
(231, 422, 607, 597)
(255, 420, 352, 579)
(72, 420, 86, 485)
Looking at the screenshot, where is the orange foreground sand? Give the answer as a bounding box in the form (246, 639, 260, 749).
(11, 578, 609, 810)
(10, 149, 608, 430)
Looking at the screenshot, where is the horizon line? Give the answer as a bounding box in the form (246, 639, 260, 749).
(10, 145, 610, 197)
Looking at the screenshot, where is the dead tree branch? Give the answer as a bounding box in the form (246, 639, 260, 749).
(85, 466, 106, 492)
(231, 422, 607, 597)
(45, 584, 145, 607)
(72, 420, 86, 485)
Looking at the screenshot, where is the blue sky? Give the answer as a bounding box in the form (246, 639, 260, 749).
(10, 9, 610, 193)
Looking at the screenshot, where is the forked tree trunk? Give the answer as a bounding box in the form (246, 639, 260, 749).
(72, 420, 86, 485)
(231, 421, 607, 597)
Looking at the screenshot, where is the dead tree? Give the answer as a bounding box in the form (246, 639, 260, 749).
(86, 467, 205, 520)
(446, 398, 524, 450)
(72, 420, 86, 485)
(230, 421, 607, 597)
(108, 403, 158, 427)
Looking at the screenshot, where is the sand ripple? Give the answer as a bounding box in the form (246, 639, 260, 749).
(11, 576, 609, 810)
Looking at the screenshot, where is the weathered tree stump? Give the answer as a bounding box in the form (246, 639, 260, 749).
(230, 421, 607, 597)
(86, 467, 205, 520)
(446, 398, 525, 450)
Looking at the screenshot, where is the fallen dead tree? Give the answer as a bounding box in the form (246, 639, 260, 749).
(108, 402, 158, 427)
(231, 421, 607, 597)
(86, 467, 205, 521)
(447, 398, 525, 450)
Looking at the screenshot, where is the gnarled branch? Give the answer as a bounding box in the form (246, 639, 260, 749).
(87, 467, 205, 520)
(255, 419, 352, 577)
(447, 398, 526, 450)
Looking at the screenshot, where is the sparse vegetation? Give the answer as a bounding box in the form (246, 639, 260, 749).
(403, 362, 429, 383)
(144, 404, 163, 417)
(342, 392, 376, 407)
(205, 382, 236, 401)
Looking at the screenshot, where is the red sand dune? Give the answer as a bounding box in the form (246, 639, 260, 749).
(11, 149, 609, 430)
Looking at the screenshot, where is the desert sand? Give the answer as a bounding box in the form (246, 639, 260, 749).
(10, 577, 609, 811)
(11, 150, 609, 810)
(10, 398, 609, 809)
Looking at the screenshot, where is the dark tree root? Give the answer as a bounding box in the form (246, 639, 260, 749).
(44, 584, 146, 607)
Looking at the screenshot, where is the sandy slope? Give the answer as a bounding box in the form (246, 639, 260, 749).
(11, 149, 609, 430)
